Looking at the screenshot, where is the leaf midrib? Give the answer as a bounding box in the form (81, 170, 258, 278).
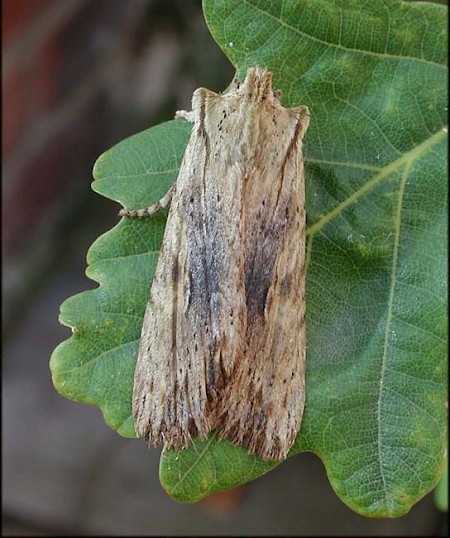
(376, 159, 409, 512)
(306, 128, 446, 237)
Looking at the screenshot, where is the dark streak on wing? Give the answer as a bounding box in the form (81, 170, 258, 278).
(184, 118, 227, 394)
(187, 187, 209, 322)
(242, 113, 303, 319)
(244, 203, 290, 317)
(280, 115, 303, 176)
(169, 250, 180, 427)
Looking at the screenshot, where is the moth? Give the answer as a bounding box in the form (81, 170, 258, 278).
(120, 67, 309, 461)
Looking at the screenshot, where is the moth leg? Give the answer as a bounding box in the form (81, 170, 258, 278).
(119, 183, 176, 218)
(175, 109, 195, 123)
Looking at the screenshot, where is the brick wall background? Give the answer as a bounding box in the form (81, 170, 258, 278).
(2, 0, 447, 536)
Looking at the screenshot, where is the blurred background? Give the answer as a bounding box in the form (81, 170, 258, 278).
(2, 0, 447, 535)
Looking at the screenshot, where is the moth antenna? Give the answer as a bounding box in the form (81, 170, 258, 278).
(119, 184, 176, 218)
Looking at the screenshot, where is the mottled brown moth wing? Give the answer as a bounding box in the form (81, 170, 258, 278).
(132, 85, 245, 448)
(130, 67, 309, 460)
(132, 101, 213, 447)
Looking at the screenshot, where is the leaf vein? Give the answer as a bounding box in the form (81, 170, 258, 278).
(306, 129, 445, 237)
(376, 161, 410, 510)
(170, 435, 216, 495)
(242, 0, 445, 69)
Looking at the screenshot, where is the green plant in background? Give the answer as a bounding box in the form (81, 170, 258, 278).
(50, 0, 447, 517)
(435, 464, 448, 512)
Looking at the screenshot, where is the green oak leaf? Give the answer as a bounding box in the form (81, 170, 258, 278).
(50, 0, 447, 516)
(50, 120, 192, 438)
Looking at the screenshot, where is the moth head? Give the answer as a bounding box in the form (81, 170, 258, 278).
(241, 66, 275, 103)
